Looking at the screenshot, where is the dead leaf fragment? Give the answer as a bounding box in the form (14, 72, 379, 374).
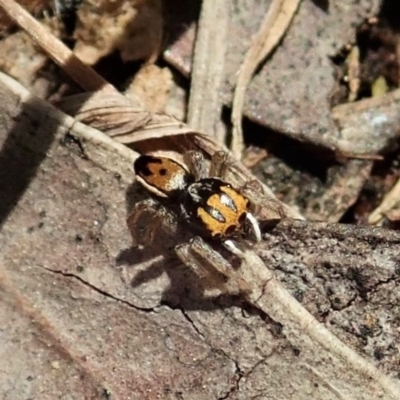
(346, 45, 361, 102)
(74, 0, 162, 64)
(126, 64, 173, 113)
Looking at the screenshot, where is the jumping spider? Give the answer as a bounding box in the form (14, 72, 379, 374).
(127, 150, 262, 283)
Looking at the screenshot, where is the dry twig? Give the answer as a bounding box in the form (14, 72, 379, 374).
(187, 0, 230, 142)
(0, 0, 114, 94)
(346, 45, 360, 102)
(230, 0, 301, 159)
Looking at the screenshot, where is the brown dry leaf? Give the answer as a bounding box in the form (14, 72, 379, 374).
(74, 0, 162, 64)
(125, 64, 173, 113)
(0, 0, 49, 34)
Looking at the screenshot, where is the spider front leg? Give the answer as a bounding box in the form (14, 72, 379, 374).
(185, 150, 229, 180)
(209, 150, 229, 178)
(240, 180, 285, 231)
(175, 236, 246, 293)
(127, 198, 178, 248)
(184, 150, 230, 180)
(184, 150, 208, 180)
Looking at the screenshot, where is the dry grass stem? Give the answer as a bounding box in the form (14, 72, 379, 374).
(187, 0, 230, 142)
(231, 0, 301, 159)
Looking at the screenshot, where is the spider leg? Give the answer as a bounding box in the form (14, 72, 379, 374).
(175, 241, 211, 281)
(240, 179, 285, 228)
(127, 199, 178, 248)
(209, 150, 229, 178)
(176, 236, 231, 276)
(223, 239, 245, 257)
(245, 213, 262, 242)
(184, 150, 208, 180)
(176, 236, 239, 291)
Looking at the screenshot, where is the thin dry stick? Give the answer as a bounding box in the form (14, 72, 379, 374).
(231, 0, 301, 159)
(0, 0, 114, 94)
(347, 45, 361, 102)
(187, 0, 230, 142)
(368, 178, 400, 225)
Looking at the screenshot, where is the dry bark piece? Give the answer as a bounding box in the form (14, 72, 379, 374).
(304, 159, 373, 222)
(258, 220, 400, 378)
(332, 87, 400, 155)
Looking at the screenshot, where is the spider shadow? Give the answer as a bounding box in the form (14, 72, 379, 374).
(117, 243, 247, 312)
(0, 97, 59, 228)
(117, 181, 248, 311)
